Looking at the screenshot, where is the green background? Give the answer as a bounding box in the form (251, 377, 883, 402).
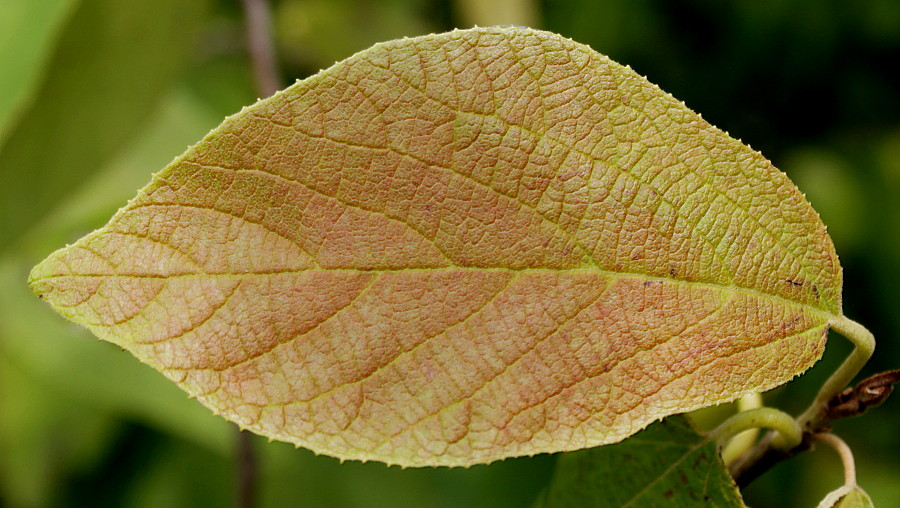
(1, 0, 898, 506)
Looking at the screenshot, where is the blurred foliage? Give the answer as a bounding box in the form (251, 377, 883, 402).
(0, 0, 77, 143)
(1, 0, 898, 506)
(0, 0, 212, 247)
(536, 415, 744, 507)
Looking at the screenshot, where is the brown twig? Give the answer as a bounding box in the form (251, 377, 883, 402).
(730, 369, 900, 486)
(730, 431, 814, 487)
(235, 430, 258, 508)
(826, 369, 900, 420)
(240, 0, 281, 97)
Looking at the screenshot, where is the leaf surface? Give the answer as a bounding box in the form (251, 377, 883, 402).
(534, 415, 745, 507)
(30, 27, 842, 467)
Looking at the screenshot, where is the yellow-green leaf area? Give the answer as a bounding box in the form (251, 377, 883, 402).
(29, 27, 841, 467)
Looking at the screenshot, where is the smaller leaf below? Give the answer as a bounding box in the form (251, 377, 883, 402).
(820, 485, 874, 508)
(535, 415, 745, 508)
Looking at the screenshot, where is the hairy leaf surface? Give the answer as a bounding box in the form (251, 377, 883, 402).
(30, 27, 842, 467)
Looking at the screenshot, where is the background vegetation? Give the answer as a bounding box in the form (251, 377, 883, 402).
(1, 0, 898, 506)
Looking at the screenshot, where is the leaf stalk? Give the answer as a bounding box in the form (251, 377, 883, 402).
(815, 432, 856, 487)
(729, 316, 876, 486)
(797, 316, 875, 433)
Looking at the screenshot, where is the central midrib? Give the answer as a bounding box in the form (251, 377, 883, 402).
(32, 264, 837, 320)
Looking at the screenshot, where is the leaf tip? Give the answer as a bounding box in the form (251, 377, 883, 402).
(28, 256, 57, 303)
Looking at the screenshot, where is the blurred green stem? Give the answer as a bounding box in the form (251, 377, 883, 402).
(815, 433, 856, 487)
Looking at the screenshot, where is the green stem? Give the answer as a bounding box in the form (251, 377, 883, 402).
(729, 316, 876, 486)
(710, 407, 801, 452)
(721, 393, 763, 466)
(797, 316, 875, 432)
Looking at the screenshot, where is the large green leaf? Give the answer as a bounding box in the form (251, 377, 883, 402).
(535, 415, 744, 507)
(31, 27, 842, 467)
(0, 0, 77, 142)
(0, 0, 210, 249)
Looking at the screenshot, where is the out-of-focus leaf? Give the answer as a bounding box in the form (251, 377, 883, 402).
(32, 27, 841, 467)
(259, 441, 554, 508)
(19, 86, 238, 257)
(783, 148, 867, 254)
(0, 0, 77, 143)
(854, 454, 900, 508)
(125, 437, 232, 508)
(275, 0, 435, 73)
(0, 0, 211, 249)
(543, 0, 664, 59)
(1, 88, 236, 458)
(535, 415, 744, 507)
(182, 58, 258, 129)
(454, 0, 539, 28)
(0, 351, 115, 507)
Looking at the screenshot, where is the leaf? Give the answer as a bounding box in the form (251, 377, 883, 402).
(30, 27, 842, 467)
(0, 0, 210, 249)
(534, 415, 745, 507)
(0, 0, 77, 143)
